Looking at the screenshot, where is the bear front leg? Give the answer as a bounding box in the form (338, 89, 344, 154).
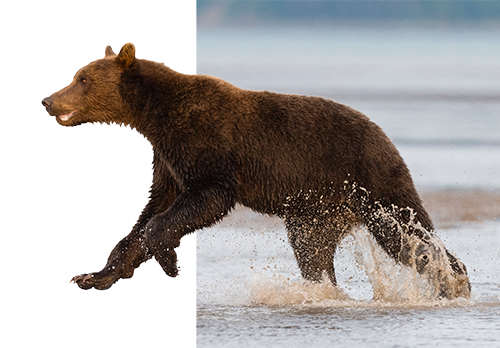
(71, 228, 151, 290)
(145, 180, 237, 277)
(70, 155, 182, 290)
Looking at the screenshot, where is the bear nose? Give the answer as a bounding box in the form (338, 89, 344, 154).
(42, 97, 52, 108)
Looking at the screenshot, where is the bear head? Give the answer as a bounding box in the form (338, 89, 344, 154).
(42, 43, 136, 127)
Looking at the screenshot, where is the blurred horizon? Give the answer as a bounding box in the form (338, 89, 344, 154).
(198, 0, 500, 28)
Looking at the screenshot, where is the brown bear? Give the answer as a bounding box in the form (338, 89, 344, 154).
(42, 43, 470, 299)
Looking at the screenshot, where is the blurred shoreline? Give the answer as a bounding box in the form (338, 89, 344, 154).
(198, 1, 500, 30)
(421, 189, 500, 228)
(218, 188, 500, 231)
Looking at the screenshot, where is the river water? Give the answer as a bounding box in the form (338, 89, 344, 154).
(196, 27, 500, 347)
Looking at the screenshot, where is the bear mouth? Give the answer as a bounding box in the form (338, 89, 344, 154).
(57, 110, 78, 122)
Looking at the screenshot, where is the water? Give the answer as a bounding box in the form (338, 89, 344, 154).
(197, 27, 500, 347)
(198, 210, 500, 347)
(198, 305, 500, 348)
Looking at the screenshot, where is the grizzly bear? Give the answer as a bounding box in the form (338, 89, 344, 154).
(42, 44, 470, 299)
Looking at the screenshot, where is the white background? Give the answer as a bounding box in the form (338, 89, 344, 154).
(0, 1, 196, 346)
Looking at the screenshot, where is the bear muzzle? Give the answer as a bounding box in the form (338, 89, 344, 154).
(42, 96, 78, 122)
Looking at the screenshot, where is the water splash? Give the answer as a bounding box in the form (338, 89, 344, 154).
(363, 200, 471, 300)
(250, 274, 350, 306)
(350, 227, 470, 303)
(198, 205, 474, 308)
(246, 224, 472, 307)
(246, 268, 473, 308)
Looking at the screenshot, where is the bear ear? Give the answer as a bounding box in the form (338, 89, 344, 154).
(116, 43, 136, 70)
(105, 46, 116, 57)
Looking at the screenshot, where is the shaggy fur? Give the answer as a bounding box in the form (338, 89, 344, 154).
(42, 44, 469, 296)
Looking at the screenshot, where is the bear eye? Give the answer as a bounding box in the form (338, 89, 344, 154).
(80, 77, 87, 83)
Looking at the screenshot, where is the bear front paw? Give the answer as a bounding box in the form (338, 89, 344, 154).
(70, 272, 116, 290)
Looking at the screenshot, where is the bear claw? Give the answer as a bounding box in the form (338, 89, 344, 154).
(70, 274, 94, 283)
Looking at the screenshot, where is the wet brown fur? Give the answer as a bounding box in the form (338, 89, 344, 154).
(42, 44, 468, 292)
